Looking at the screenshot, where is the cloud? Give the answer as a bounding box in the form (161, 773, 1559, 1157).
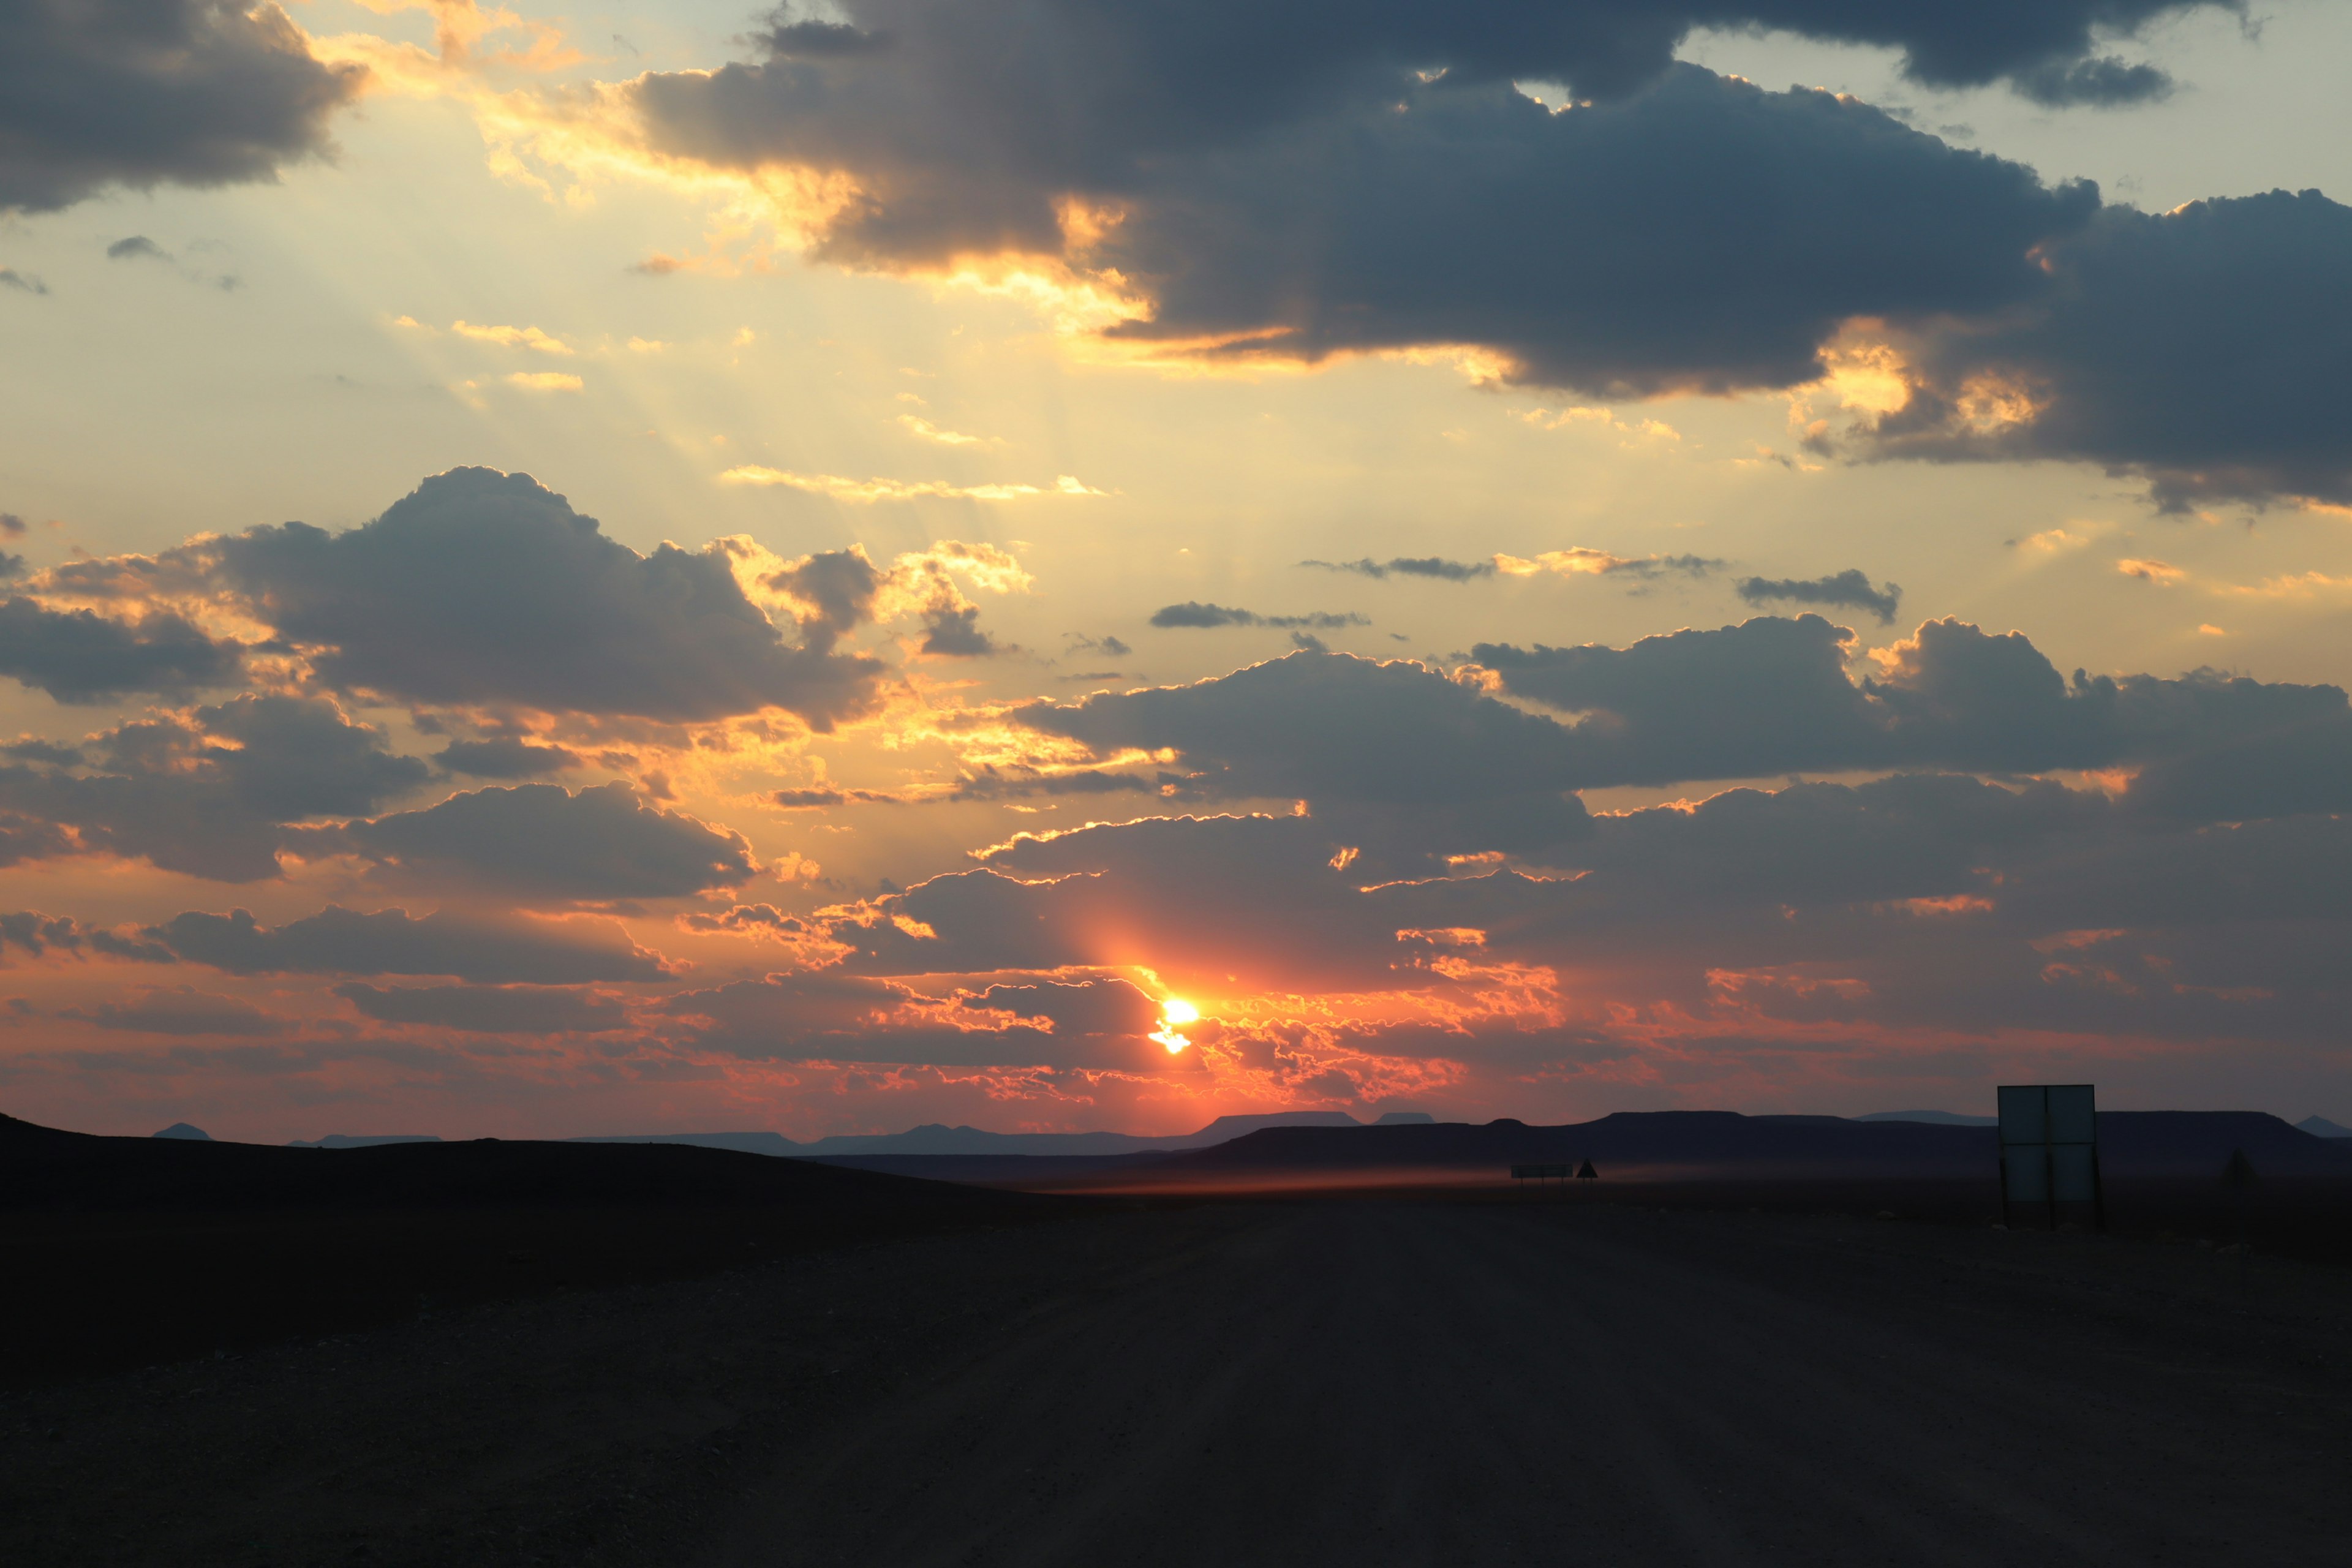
(719, 467, 1103, 502)
(0, 269, 47, 295)
(334, 982, 630, 1033)
(61, 986, 287, 1037)
(0, 596, 245, 703)
(658, 970, 1164, 1067)
(597, 8, 2348, 507)
(1736, 570, 1902, 625)
(505, 371, 583, 391)
(633, 45, 2092, 395)
(0, 696, 429, 881)
(1303, 556, 1495, 582)
(1474, 615, 2351, 789)
(145, 467, 891, 726)
(331, 782, 759, 902)
(1494, 549, 1719, 581)
(2117, 558, 2186, 584)
(1016, 651, 1591, 867)
(150, 905, 671, 982)
(1, 513, 27, 538)
(452, 320, 573, 354)
(435, 737, 583, 778)
(1859, 192, 2352, 510)
(106, 236, 173, 263)
(1149, 603, 1366, 630)
(1, 0, 363, 214)
(0, 910, 173, 963)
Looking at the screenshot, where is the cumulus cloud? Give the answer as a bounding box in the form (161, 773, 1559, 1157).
(1008, 630, 2347, 858)
(0, 596, 244, 703)
(150, 905, 671, 982)
(1736, 570, 1902, 624)
(0, 695, 429, 880)
(53, 468, 889, 726)
(1017, 652, 1591, 867)
(1, 0, 363, 214)
(1, 910, 173, 962)
(1857, 192, 2352, 510)
(334, 981, 631, 1033)
(435, 736, 583, 778)
(1476, 615, 2351, 789)
(602, 4, 2348, 505)
(330, 782, 759, 902)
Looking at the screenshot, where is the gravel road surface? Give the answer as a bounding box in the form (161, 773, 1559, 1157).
(9, 1200, 2348, 1566)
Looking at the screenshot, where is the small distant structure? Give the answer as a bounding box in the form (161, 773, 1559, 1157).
(151, 1123, 211, 1141)
(1996, 1084, 2103, 1231)
(1510, 1160, 1599, 1187)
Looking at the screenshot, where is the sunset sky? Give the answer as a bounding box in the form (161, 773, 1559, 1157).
(4, 0, 2350, 1141)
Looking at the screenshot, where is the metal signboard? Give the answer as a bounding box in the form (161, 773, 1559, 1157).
(1996, 1083, 2103, 1229)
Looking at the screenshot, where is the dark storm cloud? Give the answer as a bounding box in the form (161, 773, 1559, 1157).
(150, 904, 672, 982)
(1735, 570, 1902, 625)
(1150, 603, 1368, 630)
(334, 981, 631, 1034)
(331, 782, 758, 902)
(195, 468, 886, 725)
(1, 0, 363, 214)
(0, 553, 26, 581)
(0, 696, 428, 881)
(1303, 557, 1497, 582)
(1861, 191, 2352, 510)
(0, 596, 244, 702)
(435, 736, 584, 778)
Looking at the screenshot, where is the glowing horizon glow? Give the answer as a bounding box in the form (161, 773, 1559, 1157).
(1152, 998, 1201, 1054)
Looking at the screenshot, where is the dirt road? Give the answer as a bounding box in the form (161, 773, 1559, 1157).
(9, 1200, 2350, 1566)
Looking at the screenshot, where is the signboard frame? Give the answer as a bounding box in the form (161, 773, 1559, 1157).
(1996, 1083, 2104, 1231)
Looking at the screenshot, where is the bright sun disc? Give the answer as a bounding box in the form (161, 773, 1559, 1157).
(1152, 998, 1200, 1053)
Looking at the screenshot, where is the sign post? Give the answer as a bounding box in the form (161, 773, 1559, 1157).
(1996, 1084, 2104, 1231)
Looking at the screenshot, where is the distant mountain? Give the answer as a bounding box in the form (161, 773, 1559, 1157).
(1855, 1110, 1997, 1127)
(287, 1135, 443, 1149)
(1372, 1112, 1436, 1126)
(575, 1110, 1376, 1159)
(2297, 1116, 2352, 1139)
(151, 1123, 211, 1141)
(1163, 1109, 2352, 1180)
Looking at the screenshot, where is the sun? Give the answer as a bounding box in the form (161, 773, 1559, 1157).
(1151, 998, 1200, 1053)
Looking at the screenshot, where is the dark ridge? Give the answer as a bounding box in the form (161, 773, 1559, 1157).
(1165, 1110, 2352, 1178)
(0, 1112, 1060, 1387)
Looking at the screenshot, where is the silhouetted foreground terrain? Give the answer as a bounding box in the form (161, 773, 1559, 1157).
(8, 1196, 2352, 1564)
(9, 1113, 2352, 1565)
(0, 1113, 1054, 1386)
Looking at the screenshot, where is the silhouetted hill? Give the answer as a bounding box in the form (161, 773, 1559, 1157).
(575, 1109, 1371, 1159)
(1165, 1110, 2352, 1180)
(0, 1112, 1057, 1385)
